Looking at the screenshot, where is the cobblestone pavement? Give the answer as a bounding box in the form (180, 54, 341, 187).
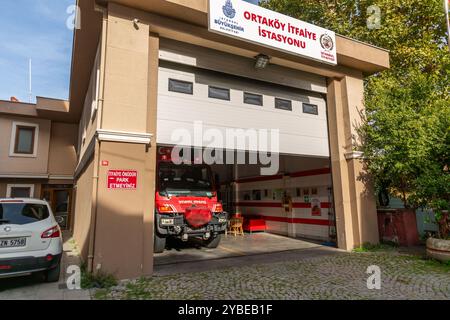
(96, 251, 450, 300)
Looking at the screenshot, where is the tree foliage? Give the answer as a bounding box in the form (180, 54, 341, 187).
(262, 0, 448, 72)
(263, 0, 450, 209)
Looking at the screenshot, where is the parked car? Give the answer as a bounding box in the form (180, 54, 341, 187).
(0, 199, 63, 282)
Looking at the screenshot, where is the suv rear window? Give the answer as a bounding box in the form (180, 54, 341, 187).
(0, 203, 49, 225)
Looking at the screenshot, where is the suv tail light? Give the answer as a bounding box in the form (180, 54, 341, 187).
(213, 203, 223, 213)
(41, 226, 60, 239)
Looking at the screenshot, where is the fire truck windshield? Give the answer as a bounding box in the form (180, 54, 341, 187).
(158, 163, 214, 197)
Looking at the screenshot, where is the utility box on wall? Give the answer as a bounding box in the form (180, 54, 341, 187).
(377, 209, 420, 246)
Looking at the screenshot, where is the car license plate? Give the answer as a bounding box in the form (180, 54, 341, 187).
(0, 238, 26, 248)
(161, 218, 174, 225)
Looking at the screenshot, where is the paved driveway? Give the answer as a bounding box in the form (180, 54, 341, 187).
(0, 234, 91, 300)
(154, 233, 339, 275)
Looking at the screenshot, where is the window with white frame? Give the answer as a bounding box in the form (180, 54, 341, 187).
(6, 184, 35, 198)
(9, 122, 39, 157)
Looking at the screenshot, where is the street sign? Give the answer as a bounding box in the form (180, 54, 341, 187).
(107, 170, 137, 190)
(208, 0, 337, 65)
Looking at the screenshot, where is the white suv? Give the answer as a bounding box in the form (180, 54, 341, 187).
(0, 199, 63, 282)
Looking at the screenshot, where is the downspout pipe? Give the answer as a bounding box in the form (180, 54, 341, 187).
(87, 4, 108, 273)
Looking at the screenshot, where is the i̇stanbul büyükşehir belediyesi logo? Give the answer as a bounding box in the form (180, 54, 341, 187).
(320, 34, 334, 51)
(223, 0, 236, 19)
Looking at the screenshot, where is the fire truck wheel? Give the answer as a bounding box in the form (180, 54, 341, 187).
(154, 233, 167, 253)
(204, 234, 222, 249)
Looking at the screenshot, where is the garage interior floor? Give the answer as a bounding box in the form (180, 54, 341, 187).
(153, 233, 341, 276)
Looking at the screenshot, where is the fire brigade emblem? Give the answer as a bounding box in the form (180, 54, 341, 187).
(223, 0, 236, 19)
(320, 34, 334, 51)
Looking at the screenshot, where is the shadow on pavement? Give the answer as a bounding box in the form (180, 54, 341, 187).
(0, 272, 47, 292)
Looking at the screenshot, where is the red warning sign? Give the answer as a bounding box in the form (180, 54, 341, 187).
(107, 170, 137, 189)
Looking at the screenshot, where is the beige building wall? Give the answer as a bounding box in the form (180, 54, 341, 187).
(327, 75, 379, 250)
(0, 116, 51, 175)
(48, 122, 78, 177)
(0, 101, 38, 117)
(0, 180, 43, 198)
(342, 75, 378, 246)
(0, 106, 77, 204)
(73, 159, 95, 261)
(78, 43, 102, 160)
(100, 4, 150, 133)
(94, 142, 149, 278)
(89, 4, 157, 279)
(72, 4, 159, 279)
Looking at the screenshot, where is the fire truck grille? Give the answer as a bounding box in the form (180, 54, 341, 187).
(184, 207, 212, 228)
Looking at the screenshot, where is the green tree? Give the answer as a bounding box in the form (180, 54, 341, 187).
(361, 69, 449, 209)
(262, 0, 450, 211)
(261, 0, 448, 73)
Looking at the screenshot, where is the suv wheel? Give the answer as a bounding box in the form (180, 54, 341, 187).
(204, 234, 221, 248)
(154, 232, 167, 253)
(45, 263, 61, 283)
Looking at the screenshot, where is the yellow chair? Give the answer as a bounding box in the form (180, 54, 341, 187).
(228, 217, 244, 237)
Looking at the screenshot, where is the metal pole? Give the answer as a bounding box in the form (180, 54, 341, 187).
(28, 59, 32, 103)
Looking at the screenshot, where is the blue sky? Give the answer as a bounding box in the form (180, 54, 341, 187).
(0, 0, 259, 103)
(0, 0, 74, 103)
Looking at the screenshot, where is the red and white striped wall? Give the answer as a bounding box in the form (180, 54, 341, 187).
(234, 168, 334, 241)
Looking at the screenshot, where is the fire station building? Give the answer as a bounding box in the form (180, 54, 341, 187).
(62, 0, 389, 279)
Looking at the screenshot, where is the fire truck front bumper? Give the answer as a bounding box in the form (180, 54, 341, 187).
(155, 212, 228, 237)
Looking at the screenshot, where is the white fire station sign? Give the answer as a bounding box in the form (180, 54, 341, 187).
(208, 0, 337, 65)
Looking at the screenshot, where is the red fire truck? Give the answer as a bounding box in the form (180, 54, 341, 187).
(154, 147, 228, 253)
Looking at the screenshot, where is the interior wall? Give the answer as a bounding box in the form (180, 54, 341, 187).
(210, 152, 330, 180)
(235, 173, 332, 240)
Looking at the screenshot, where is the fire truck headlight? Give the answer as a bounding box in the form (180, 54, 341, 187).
(213, 203, 223, 213)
